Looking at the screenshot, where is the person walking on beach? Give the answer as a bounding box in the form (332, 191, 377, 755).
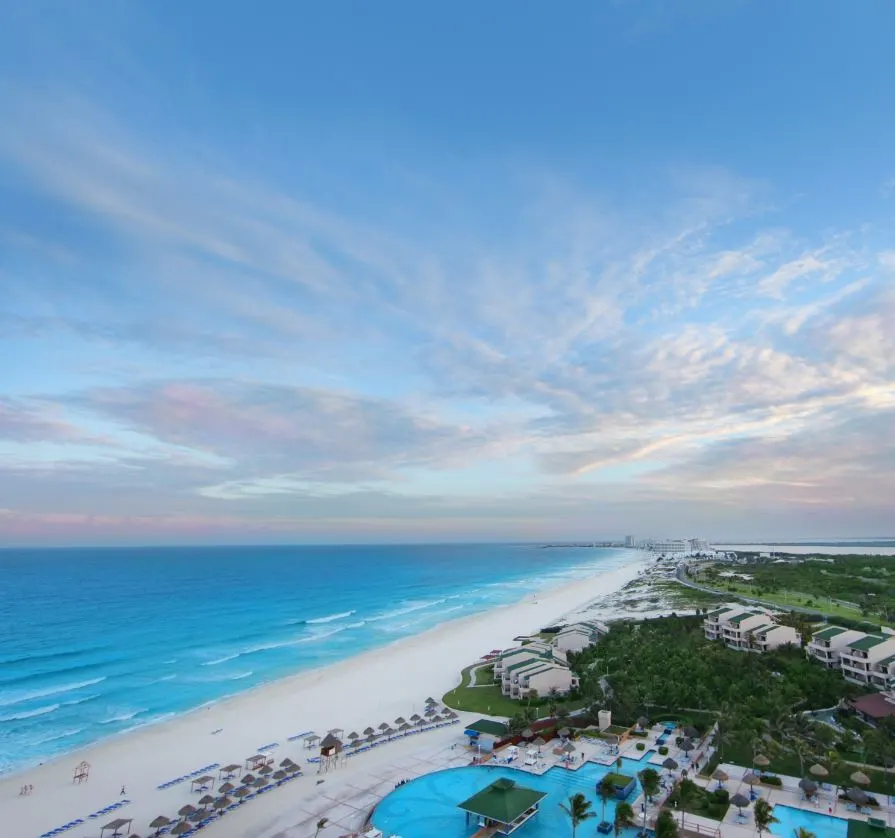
(120, 785, 126, 796)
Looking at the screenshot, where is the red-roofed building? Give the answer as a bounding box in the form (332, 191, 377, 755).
(850, 692, 895, 723)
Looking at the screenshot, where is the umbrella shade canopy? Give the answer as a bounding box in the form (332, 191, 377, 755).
(394, 717, 406, 725)
(562, 742, 576, 753)
(730, 793, 750, 810)
(799, 779, 818, 793)
(221, 763, 241, 773)
(171, 824, 192, 835)
(558, 728, 570, 738)
(682, 726, 699, 739)
(409, 714, 421, 722)
(662, 757, 679, 770)
(415, 717, 426, 726)
(425, 707, 438, 716)
(637, 716, 649, 727)
(680, 738, 694, 752)
(252, 778, 267, 788)
(533, 737, 546, 747)
(378, 723, 390, 731)
(809, 764, 829, 778)
(398, 723, 411, 732)
(851, 771, 872, 786)
(521, 729, 534, 739)
(847, 788, 869, 804)
(425, 696, 437, 704)
(753, 754, 770, 767)
(365, 734, 377, 743)
(177, 805, 197, 817)
(218, 782, 235, 794)
(711, 769, 728, 781)
(240, 774, 255, 785)
(258, 765, 273, 775)
(198, 795, 215, 806)
(214, 797, 233, 810)
(363, 727, 375, 735)
(273, 770, 287, 780)
(384, 727, 396, 736)
(443, 710, 458, 718)
(347, 731, 360, 740)
(149, 817, 171, 829)
(279, 758, 294, 767)
(234, 787, 251, 799)
(350, 738, 363, 748)
(742, 772, 760, 786)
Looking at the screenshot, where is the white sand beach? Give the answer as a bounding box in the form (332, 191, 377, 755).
(0, 553, 650, 838)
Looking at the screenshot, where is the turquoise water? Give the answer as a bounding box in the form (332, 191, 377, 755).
(769, 805, 848, 838)
(0, 544, 637, 775)
(372, 753, 656, 838)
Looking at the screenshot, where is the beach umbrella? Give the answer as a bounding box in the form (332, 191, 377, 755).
(240, 774, 255, 785)
(424, 707, 438, 716)
(851, 771, 871, 786)
(711, 769, 728, 782)
(730, 793, 750, 814)
(221, 763, 241, 775)
(171, 824, 191, 836)
(214, 796, 232, 811)
(149, 816, 171, 836)
(425, 696, 437, 705)
(562, 741, 575, 754)
(384, 727, 396, 737)
(273, 770, 287, 780)
(847, 788, 869, 804)
(680, 738, 694, 753)
(662, 757, 678, 770)
(234, 787, 251, 800)
(366, 734, 377, 743)
(198, 795, 215, 808)
(409, 714, 421, 722)
(443, 710, 458, 718)
(350, 738, 363, 748)
(252, 777, 267, 788)
(521, 728, 534, 740)
(682, 726, 699, 740)
(363, 726, 375, 736)
(278, 758, 294, 768)
(398, 722, 412, 732)
(347, 731, 360, 740)
(558, 728, 570, 739)
(415, 717, 426, 726)
(753, 754, 770, 768)
(533, 736, 546, 748)
(258, 765, 273, 775)
(799, 779, 818, 795)
(127, 834, 143, 838)
(394, 717, 406, 725)
(218, 782, 235, 794)
(637, 716, 649, 729)
(378, 722, 390, 731)
(742, 771, 760, 787)
(177, 805, 197, 819)
(809, 764, 829, 778)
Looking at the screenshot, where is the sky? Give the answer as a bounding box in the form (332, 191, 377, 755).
(1, 1, 894, 546)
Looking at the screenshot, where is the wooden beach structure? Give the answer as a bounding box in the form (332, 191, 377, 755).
(72, 761, 91, 783)
(318, 732, 343, 773)
(99, 817, 133, 837)
(457, 778, 546, 836)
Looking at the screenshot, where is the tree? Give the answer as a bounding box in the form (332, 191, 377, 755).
(639, 768, 661, 803)
(596, 777, 615, 826)
(557, 704, 570, 721)
(676, 779, 699, 830)
(614, 802, 636, 837)
(655, 809, 679, 838)
(559, 792, 596, 838)
(754, 799, 778, 838)
(793, 829, 816, 838)
(313, 818, 328, 838)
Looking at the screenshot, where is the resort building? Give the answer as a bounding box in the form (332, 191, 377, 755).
(508, 660, 578, 699)
(838, 633, 895, 686)
(493, 642, 566, 678)
(702, 603, 799, 652)
(553, 620, 608, 653)
(807, 626, 870, 669)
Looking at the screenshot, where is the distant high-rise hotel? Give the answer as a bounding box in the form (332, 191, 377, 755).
(624, 535, 635, 548)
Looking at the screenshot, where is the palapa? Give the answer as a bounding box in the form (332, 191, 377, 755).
(799, 779, 818, 794)
(378, 722, 390, 731)
(851, 770, 871, 786)
(394, 717, 406, 725)
(363, 726, 375, 735)
(273, 770, 287, 780)
(149, 816, 171, 829)
(347, 731, 360, 740)
(198, 795, 215, 807)
(177, 805, 197, 818)
(742, 771, 760, 786)
(170, 824, 191, 836)
(809, 764, 829, 778)
(730, 792, 750, 813)
(662, 757, 678, 770)
(234, 787, 251, 799)
(241, 774, 255, 785)
(214, 796, 233, 810)
(218, 782, 235, 794)
(753, 754, 770, 767)
(847, 788, 869, 804)
(711, 769, 728, 782)
(409, 714, 421, 722)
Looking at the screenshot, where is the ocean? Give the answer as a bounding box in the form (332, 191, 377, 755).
(0, 543, 634, 775)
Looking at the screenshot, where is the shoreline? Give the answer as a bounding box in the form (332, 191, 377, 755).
(1, 552, 650, 838)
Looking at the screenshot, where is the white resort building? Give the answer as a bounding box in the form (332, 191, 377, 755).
(703, 603, 800, 652)
(493, 642, 577, 699)
(552, 620, 608, 653)
(806, 628, 895, 688)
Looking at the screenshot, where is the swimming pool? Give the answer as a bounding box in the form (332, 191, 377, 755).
(769, 804, 848, 838)
(372, 753, 656, 838)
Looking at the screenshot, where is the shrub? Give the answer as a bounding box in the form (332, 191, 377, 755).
(630, 730, 648, 738)
(713, 788, 729, 804)
(636, 742, 645, 751)
(760, 774, 782, 787)
(658, 746, 669, 755)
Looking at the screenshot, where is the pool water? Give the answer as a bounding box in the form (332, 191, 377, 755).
(372, 753, 656, 838)
(769, 804, 848, 838)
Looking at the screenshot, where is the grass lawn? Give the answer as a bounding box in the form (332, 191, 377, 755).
(721, 741, 895, 795)
(666, 782, 729, 821)
(473, 665, 495, 686)
(848, 820, 895, 838)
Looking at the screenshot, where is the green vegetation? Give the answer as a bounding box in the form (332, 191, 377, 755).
(690, 554, 895, 626)
(602, 771, 635, 788)
(666, 778, 729, 821)
(754, 798, 778, 838)
(559, 792, 596, 838)
(473, 665, 495, 686)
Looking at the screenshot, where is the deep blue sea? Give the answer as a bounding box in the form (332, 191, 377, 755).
(0, 543, 634, 775)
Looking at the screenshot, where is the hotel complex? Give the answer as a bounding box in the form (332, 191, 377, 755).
(807, 626, 895, 689)
(702, 603, 801, 652)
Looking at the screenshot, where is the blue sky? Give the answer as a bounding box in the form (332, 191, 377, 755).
(1, 1, 894, 545)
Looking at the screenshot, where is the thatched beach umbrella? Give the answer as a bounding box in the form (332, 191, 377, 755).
(742, 771, 760, 787)
(378, 722, 390, 731)
(273, 770, 287, 780)
(278, 758, 293, 768)
(409, 714, 421, 722)
(177, 805, 197, 819)
(753, 754, 770, 768)
(424, 707, 438, 716)
(712, 769, 728, 782)
(730, 792, 751, 814)
(443, 709, 458, 718)
(680, 738, 694, 754)
(682, 726, 699, 740)
(533, 736, 546, 748)
(363, 726, 375, 736)
(394, 716, 406, 725)
(847, 788, 869, 804)
(149, 816, 171, 836)
(384, 726, 396, 737)
(347, 731, 360, 741)
(521, 728, 534, 740)
(258, 765, 273, 775)
(558, 728, 570, 739)
(415, 717, 426, 726)
(218, 782, 235, 794)
(240, 774, 255, 785)
(662, 757, 678, 770)
(562, 741, 575, 754)
(214, 796, 232, 811)
(851, 770, 871, 786)
(350, 738, 363, 748)
(809, 764, 829, 778)
(637, 716, 649, 729)
(198, 794, 215, 808)
(252, 777, 267, 788)
(425, 696, 437, 705)
(398, 722, 411, 732)
(799, 778, 818, 795)
(171, 824, 191, 837)
(365, 733, 377, 744)
(234, 787, 251, 801)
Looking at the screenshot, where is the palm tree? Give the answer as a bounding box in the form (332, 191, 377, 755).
(614, 802, 635, 837)
(655, 809, 679, 838)
(596, 777, 615, 826)
(638, 768, 661, 803)
(754, 799, 778, 838)
(559, 792, 596, 838)
(313, 818, 328, 838)
(677, 779, 698, 830)
(793, 828, 816, 838)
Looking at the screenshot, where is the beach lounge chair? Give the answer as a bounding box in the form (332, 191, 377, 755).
(868, 817, 887, 830)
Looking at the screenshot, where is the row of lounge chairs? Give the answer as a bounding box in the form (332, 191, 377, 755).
(39, 817, 84, 837)
(287, 730, 313, 742)
(157, 763, 220, 790)
(257, 742, 279, 752)
(89, 800, 131, 818)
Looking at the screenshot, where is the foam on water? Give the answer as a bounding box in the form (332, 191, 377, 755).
(0, 543, 639, 774)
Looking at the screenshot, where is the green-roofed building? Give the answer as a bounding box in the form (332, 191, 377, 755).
(812, 626, 848, 641)
(457, 777, 547, 835)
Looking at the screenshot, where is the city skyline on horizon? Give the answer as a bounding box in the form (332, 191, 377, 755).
(1, 2, 894, 546)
